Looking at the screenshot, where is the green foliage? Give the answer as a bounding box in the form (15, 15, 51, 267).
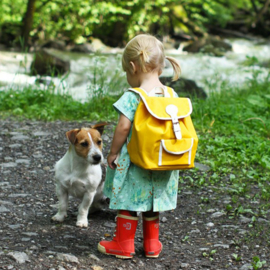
(1, 0, 268, 45)
(251, 256, 266, 269)
(192, 72, 270, 174)
(0, 86, 118, 121)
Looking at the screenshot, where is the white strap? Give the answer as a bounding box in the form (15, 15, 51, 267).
(166, 104, 182, 140)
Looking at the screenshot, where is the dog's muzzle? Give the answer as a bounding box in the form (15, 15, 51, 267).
(93, 154, 102, 164)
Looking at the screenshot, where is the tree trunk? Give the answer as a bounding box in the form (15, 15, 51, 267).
(21, 0, 36, 48)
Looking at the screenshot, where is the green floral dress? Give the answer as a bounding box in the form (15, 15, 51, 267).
(103, 89, 179, 212)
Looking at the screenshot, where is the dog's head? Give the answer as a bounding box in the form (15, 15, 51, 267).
(66, 123, 107, 165)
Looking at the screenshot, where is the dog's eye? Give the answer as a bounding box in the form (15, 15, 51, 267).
(80, 141, 88, 147)
(97, 140, 102, 145)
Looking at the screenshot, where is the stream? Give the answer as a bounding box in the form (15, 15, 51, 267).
(0, 38, 269, 102)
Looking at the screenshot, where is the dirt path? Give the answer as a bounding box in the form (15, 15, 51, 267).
(0, 119, 269, 270)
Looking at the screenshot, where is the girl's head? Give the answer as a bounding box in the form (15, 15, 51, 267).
(122, 34, 181, 81)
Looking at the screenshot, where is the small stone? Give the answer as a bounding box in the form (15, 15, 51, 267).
(0, 205, 10, 213)
(239, 264, 252, 270)
(213, 244, 229, 249)
(22, 232, 38, 237)
(89, 254, 100, 261)
(8, 193, 30, 198)
(11, 135, 30, 140)
(16, 159, 30, 164)
(56, 253, 79, 264)
(103, 222, 115, 228)
(161, 217, 168, 223)
(91, 266, 103, 270)
(240, 216, 251, 224)
(211, 211, 225, 218)
(206, 222, 215, 227)
(8, 225, 22, 230)
(9, 144, 22, 148)
(33, 131, 51, 136)
(8, 251, 29, 264)
(0, 162, 17, 168)
(180, 263, 190, 269)
(190, 229, 200, 234)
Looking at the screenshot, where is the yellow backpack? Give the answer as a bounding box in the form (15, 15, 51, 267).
(127, 87, 198, 170)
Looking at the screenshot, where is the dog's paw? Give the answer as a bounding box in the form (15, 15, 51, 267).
(51, 213, 66, 222)
(76, 219, 88, 228)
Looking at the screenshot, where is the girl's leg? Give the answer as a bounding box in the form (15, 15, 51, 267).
(142, 210, 162, 258)
(98, 210, 139, 259)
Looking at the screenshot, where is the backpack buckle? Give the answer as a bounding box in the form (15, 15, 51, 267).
(166, 105, 182, 140)
(172, 118, 182, 140)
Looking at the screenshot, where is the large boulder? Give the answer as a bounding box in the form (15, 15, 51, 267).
(40, 40, 66, 51)
(160, 77, 207, 99)
(183, 36, 232, 57)
(31, 49, 70, 76)
(70, 43, 94, 53)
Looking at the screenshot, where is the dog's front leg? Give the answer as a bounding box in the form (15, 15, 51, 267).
(76, 191, 96, 227)
(52, 185, 68, 223)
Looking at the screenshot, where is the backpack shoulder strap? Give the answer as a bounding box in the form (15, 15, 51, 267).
(129, 87, 175, 98)
(128, 88, 147, 99)
(164, 87, 175, 98)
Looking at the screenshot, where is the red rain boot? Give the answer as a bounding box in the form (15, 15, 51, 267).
(143, 215, 162, 258)
(98, 210, 139, 259)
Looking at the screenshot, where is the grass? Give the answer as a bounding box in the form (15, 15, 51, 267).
(0, 85, 119, 122)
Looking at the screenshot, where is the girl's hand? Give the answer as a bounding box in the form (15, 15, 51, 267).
(107, 152, 118, 170)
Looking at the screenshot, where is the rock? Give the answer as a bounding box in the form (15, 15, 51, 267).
(8, 251, 29, 264)
(161, 217, 168, 223)
(31, 49, 70, 76)
(211, 211, 226, 218)
(160, 77, 207, 99)
(213, 244, 229, 249)
(183, 36, 232, 57)
(180, 263, 190, 269)
(0, 162, 17, 168)
(240, 216, 251, 224)
(15, 159, 30, 165)
(239, 263, 253, 270)
(195, 162, 210, 172)
(40, 40, 66, 51)
(56, 253, 79, 263)
(0, 205, 10, 212)
(70, 43, 94, 53)
(11, 135, 30, 140)
(33, 131, 51, 137)
(88, 254, 100, 261)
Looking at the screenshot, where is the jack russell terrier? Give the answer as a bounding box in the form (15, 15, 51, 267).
(52, 123, 107, 227)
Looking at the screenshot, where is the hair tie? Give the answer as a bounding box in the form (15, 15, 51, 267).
(139, 49, 149, 63)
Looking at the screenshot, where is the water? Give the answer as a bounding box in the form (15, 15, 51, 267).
(0, 38, 269, 102)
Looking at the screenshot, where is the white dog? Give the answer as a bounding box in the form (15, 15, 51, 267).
(52, 123, 107, 227)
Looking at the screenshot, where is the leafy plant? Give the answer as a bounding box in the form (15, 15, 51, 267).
(251, 256, 266, 270)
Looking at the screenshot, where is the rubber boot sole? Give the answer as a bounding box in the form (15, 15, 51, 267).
(145, 243, 163, 258)
(98, 243, 133, 259)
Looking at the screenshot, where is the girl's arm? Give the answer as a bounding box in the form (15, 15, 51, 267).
(107, 114, 131, 169)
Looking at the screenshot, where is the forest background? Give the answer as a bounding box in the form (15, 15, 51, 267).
(0, 0, 270, 49)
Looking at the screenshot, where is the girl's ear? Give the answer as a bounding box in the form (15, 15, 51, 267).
(130, 61, 137, 74)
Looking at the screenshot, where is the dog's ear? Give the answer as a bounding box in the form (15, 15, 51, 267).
(91, 122, 107, 135)
(66, 129, 80, 144)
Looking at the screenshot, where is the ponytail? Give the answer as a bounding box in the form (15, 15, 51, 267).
(138, 50, 150, 73)
(166, 56, 181, 81)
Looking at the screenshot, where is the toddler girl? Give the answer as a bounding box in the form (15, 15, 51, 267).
(98, 34, 181, 259)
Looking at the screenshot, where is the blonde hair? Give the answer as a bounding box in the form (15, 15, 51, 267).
(122, 34, 181, 81)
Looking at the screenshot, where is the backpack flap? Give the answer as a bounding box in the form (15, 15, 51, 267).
(159, 138, 195, 168)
